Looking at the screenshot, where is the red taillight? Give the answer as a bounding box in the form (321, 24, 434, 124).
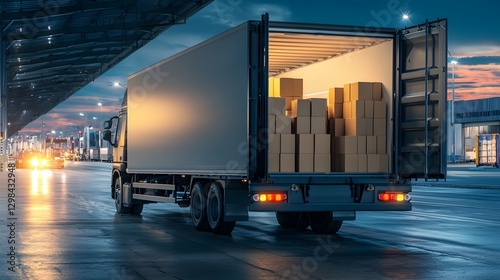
(378, 193, 410, 202)
(252, 193, 287, 202)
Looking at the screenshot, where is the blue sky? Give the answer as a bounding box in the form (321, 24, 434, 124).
(20, 0, 500, 135)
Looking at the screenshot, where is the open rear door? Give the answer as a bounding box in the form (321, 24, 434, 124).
(395, 19, 447, 180)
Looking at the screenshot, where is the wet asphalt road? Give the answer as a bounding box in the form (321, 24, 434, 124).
(1, 161, 499, 280)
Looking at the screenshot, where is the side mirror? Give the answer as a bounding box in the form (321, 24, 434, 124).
(103, 130, 114, 146)
(103, 120, 112, 129)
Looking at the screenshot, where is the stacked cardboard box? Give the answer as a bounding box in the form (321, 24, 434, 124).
(268, 97, 293, 172)
(269, 77, 304, 113)
(330, 82, 388, 172)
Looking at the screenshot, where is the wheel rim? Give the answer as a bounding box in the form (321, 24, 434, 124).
(208, 191, 220, 225)
(115, 179, 121, 210)
(192, 189, 203, 222)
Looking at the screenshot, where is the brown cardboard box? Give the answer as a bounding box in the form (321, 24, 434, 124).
(314, 134, 330, 154)
(337, 136, 358, 154)
(343, 83, 351, 102)
(280, 154, 295, 172)
(350, 82, 373, 101)
(294, 79, 303, 98)
(372, 82, 383, 101)
(269, 153, 280, 172)
(329, 88, 344, 104)
(268, 77, 275, 97)
(367, 154, 379, 172)
(377, 135, 387, 154)
(329, 118, 345, 136)
(328, 103, 343, 119)
(269, 134, 281, 154)
(357, 136, 367, 154)
(293, 117, 311, 134)
(373, 119, 387, 136)
(271, 97, 286, 115)
(274, 78, 294, 97)
(331, 153, 339, 172)
(296, 134, 314, 154)
(367, 136, 377, 154)
(311, 98, 327, 117)
(364, 100, 374, 119)
(296, 153, 314, 172)
(358, 154, 367, 172)
(314, 154, 331, 172)
(285, 97, 293, 111)
(339, 154, 358, 172)
(379, 154, 389, 172)
(345, 118, 366, 136)
(351, 100, 365, 118)
(365, 118, 374, 136)
(275, 115, 292, 134)
(268, 115, 276, 134)
(373, 101, 386, 119)
(311, 116, 327, 134)
(268, 97, 275, 113)
(280, 134, 295, 154)
(291, 99, 311, 117)
(343, 102, 351, 119)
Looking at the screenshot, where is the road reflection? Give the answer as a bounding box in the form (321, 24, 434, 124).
(31, 170, 52, 195)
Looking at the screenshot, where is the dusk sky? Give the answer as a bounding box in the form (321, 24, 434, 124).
(19, 0, 500, 136)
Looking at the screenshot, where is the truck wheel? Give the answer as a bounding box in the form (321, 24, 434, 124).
(309, 212, 343, 234)
(115, 176, 131, 214)
(207, 182, 235, 235)
(130, 203, 143, 215)
(276, 212, 310, 229)
(190, 182, 210, 231)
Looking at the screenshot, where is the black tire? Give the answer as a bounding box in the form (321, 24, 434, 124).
(309, 211, 343, 234)
(190, 182, 210, 231)
(207, 182, 235, 235)
(276, 212, 310, 229)
(130, 203, 144, 215)
(115, 176, 131, 214)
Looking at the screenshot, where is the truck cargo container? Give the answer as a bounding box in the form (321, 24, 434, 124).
(475, 134, 499, 167)
(103, 14, 447, 234)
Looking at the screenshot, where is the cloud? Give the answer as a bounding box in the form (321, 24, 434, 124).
(451, 56, 500, 66)
(249, 4, 292, 22)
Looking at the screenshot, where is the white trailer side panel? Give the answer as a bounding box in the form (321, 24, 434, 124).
(127, 24, 250, 175)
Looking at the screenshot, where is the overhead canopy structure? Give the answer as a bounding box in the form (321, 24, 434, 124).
(1, 0, 213, 138)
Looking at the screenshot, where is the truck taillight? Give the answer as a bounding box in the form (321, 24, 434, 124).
(252, 193, 287, 202)
(378, 193, 411, 202)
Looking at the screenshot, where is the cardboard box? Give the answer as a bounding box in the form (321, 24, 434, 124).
(331, 153, 339, 172)
(296, 134, 314, 154)
(314, 154, 331, 172)
(311, 116, 327, 134)
(294, 79, 303, 98)
(311, 98, 327, 117)
(280, 154, 295, 172)
(350, 82, 373, 101)
(358, 154, 367, 172)
(379, 154, 389, 172)
(367, 154, 379, 172)
(275, 115, 292, 134)
(328, 103, 343, 119)
(269, 153, 280, 172)
(345, 118, 366, 136)
(337, 136, 358, 154)
(373, 119, 387, 136)
(343, 102, 351, 119)
(339, 154, 358, 172)
(285, 97, 294, 111)
(329, 88, 343, 104)
(372, 82, 383, 101)
(328, 118, 345, 136)
(293, 117, 311, 134)
(314, 134, 330, 154)
(296, 153, 313, 172)
(366, 136, 377, 154)
(365, 118, 374, 136)
(280, 134, 295, 154)
(343, 83, 351, 102)
(351, 100, 365, 118)
(268, 115, 276, 134)
(377, 135, 387, 154)
(373, 101, 386, 119)
(364, 100, 374, 119)
(291, 99, 311, 117)
(274, 78, 294, 97)
(357, 136, 367, 154)
(269, 97, 286, 115)
(269, 134, 281, 154)
(268, 77, 275, 97)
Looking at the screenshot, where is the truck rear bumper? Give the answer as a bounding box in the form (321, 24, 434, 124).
(249, 202, 411, 212)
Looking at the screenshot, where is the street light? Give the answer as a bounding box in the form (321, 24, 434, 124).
(450, 59, 458, 163)
(97, 103, 102, 118)
(402, 14, 417, 25)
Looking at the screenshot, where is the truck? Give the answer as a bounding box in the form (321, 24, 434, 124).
(103, 14, 447, 235)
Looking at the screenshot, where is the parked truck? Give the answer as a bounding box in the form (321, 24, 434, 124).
(103, 15, 447, 235)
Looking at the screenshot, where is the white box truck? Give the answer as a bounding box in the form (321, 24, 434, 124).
(103, 15, 447, 234)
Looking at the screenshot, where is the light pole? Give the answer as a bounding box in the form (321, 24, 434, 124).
(450, 60, 458, 163)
